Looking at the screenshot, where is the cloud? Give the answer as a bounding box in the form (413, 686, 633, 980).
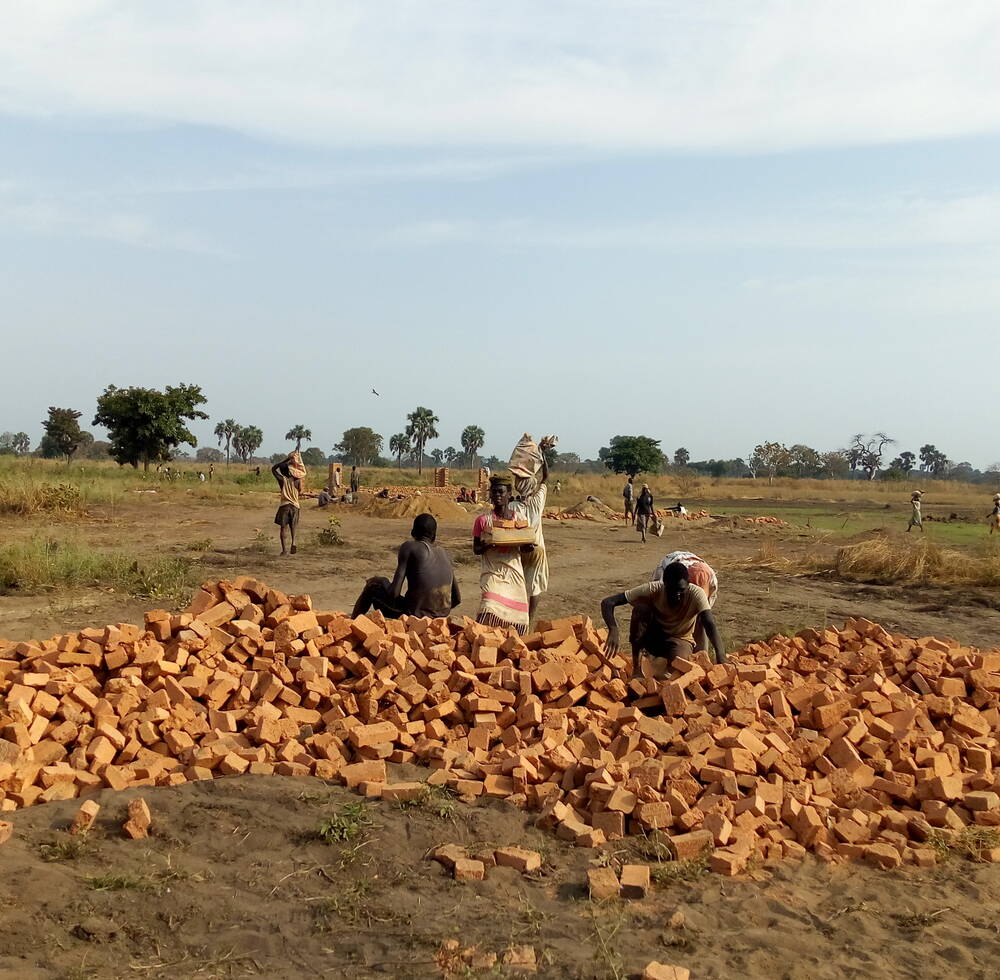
(0, 181, 225, 254)
(2, 1, 1000, 151)
(380, 191, 1000, 251)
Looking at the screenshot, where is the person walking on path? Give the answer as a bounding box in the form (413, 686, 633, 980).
(907, 490, 924, 533)
(473, 475, 534, 634)
(623, 476, 635, 525)
(635, 483, 656, 542)
(271, 452, 305, 555)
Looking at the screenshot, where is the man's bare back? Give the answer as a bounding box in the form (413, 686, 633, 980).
(396, 539, 459, 618)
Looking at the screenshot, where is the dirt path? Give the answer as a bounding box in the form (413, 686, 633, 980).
(3, 498, 999, 649)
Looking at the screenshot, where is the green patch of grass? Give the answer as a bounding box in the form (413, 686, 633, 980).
(393, 783, 458, 820)
(315, 517, 344, 546)
(0, 535, 194, 602)
(650, 851, 711, 885)
(315, 801, 372, 844)
(311, 879, 378, 929)
(39, 837, 93, 862)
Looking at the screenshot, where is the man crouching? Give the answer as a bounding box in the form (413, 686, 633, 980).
(601, 561, 725, 675)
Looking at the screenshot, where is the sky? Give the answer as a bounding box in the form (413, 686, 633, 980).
(3, 1, 1000, 468)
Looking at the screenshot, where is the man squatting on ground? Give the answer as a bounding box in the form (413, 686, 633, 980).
(473, 474, 535, 635)
(352, 514, 460, 620)
(601, 561, 725, 675)
(271, 452, 305, 555)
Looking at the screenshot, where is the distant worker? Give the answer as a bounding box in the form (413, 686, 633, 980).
(555, 480, 562, 493)
(907, 490, 924, 533)
(317, 486, 332, 507)
(635, 483, 656, 542)
(653, 551, 718, 652)
(350, 465, 360, 498)
(208, 463, 215, 482)
(473, 475, 533, 634)
(623, 476, 635, 524)
(197, 471, 206, 482)
(352, 515, 460, 619)
(990, 493, 1000, 535)
(515, 454, 550, 622)
(667, 501, 687, 516)
(600, 561, 725, 676)
(271, 452, 305, 555)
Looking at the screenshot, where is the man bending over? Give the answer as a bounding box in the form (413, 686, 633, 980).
(601, 561, 725, 674)
(352, 514, 461, 619)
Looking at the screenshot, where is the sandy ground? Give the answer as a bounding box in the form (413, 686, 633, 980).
(3, 494, 1000, 978)
(4, 775, 1000, 980)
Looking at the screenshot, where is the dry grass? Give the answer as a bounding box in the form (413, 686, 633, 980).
(0, 480, 87, 516)
(816, 536, 1000, 587)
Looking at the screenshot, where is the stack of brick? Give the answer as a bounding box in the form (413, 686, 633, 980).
(2, 581, 999, 873)
(655, 509, 712, 521)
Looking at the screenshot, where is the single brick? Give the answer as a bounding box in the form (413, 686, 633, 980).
(453, 858, 486, 882)
(495, 846, 541, 873)
(587, 866, 620, 900)
(620, 864, 651, 900)
(69, 800, 100, 835)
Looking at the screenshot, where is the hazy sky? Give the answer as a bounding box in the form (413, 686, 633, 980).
(3, 1, 1000, 467)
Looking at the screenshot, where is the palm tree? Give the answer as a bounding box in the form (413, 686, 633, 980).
(233, 425, 263, 463)
(405, 406, 439, 476)
(214, 418, 239, 465)
(461, 425, 485, 469)
(443, 446, 458, 465)
(389, 433, 410, 469)
(431, 448, 444, 465)
(285, 424, 312, 451)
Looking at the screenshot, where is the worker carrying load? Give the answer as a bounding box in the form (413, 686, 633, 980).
(509, 433, 556, 623)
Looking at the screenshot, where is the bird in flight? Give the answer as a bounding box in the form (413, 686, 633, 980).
(371, 387, 380, 396)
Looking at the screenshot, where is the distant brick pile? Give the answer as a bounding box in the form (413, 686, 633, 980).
(2, 580, 999, 873)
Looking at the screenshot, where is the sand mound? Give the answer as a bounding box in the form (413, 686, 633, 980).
(357, 494, 471, 521)
(555, 498, 622, 522)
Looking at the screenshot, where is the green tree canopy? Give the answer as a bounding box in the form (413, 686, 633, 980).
(919, 443, 948, 475)
(389, 433, 410, 468)
(94, 384, 208, 471)
(335, 427, 383, 466)
(598, 435, 666, 477)
(196, 447, 225, 463)
(39, 407, 84, 461)
(406, 407, 439, 475)
(233, 425, 263, 463)
(0, 431, 30, 456)
(214, 418, 239, 465)
(302, 446, 327, 467)
(285, 424, 312, 451)
(673, 447, 690, 467)
(460, 424, 485, 468)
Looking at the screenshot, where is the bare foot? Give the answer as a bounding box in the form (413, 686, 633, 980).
(290, 545, 297, 554)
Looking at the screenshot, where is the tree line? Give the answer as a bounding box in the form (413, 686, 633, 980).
(596, 432, 999, 484)
(0, 385, 494, 475)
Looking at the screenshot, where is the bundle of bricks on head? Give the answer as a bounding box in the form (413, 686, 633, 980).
(2, 579, 1000, 875)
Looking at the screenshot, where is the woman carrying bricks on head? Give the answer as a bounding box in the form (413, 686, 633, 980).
(472, 474, 534, 634)
(600, 561, 725, 676)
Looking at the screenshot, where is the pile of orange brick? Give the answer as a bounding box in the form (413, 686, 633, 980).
(743, 516, 788, 527)
(2, 579, 999, 874)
